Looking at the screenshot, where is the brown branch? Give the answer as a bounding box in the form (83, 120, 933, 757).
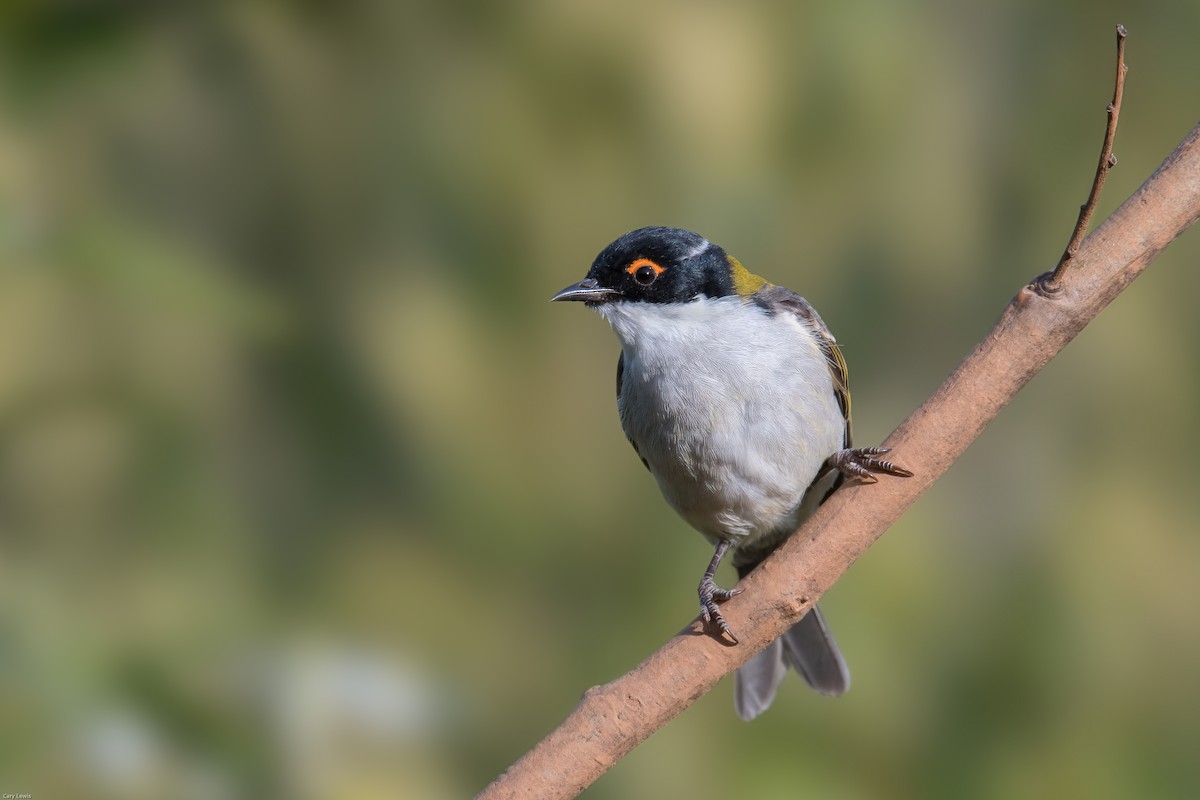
(479, 77, 1200, 800)
(1040, 24, 1129, 294)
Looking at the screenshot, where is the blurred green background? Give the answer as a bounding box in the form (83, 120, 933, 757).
(1, 2, 1199, 798)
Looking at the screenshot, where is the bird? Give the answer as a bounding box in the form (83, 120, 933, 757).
(551, 226, 912, 720)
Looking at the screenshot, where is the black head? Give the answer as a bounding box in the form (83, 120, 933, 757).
(551, 226, 743, 305)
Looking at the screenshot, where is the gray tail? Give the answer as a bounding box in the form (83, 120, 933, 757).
(734, 605, 850, 720)
(732, 471, 850, 719)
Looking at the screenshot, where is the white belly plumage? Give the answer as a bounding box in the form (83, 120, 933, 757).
(599, 296, 844, 546)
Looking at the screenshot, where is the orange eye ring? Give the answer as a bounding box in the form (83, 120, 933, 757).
(626, 258, 665, 285)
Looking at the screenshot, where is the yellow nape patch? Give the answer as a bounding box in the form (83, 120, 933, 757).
(727, 255, 769, 296)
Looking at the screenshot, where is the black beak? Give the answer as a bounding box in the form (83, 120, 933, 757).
(550, 278, 621, 303)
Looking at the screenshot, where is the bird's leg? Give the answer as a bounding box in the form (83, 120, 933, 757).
(698, 538, 744, 644)
(826, 446, 914, 483)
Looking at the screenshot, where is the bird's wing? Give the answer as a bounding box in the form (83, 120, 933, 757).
(617, 352, 652, 472)
(753, 285, 852, 448)
(616, 349, 624, 399)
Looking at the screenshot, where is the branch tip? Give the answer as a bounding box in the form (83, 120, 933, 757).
(1043, 25, 1128, 294)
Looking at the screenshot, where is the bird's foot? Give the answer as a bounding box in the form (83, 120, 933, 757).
(699, 575, 744, 644)
(828, 446, 914, 483)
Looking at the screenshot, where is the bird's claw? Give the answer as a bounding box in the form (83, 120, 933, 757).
(828, 446, 914, 483)
(699, 575, 743, 643)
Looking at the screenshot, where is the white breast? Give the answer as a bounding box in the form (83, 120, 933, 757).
(597, 296, 844, 546)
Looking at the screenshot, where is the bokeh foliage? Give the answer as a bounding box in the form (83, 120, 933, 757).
(1, 2, 1199, 798)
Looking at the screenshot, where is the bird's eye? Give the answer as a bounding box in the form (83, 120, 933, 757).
(626, 257, 664, 286)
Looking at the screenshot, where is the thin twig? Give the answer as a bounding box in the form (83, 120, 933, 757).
(1038, 24, 1129, 295)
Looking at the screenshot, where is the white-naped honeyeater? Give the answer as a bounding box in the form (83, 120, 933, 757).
(552, 226, 912, 720)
